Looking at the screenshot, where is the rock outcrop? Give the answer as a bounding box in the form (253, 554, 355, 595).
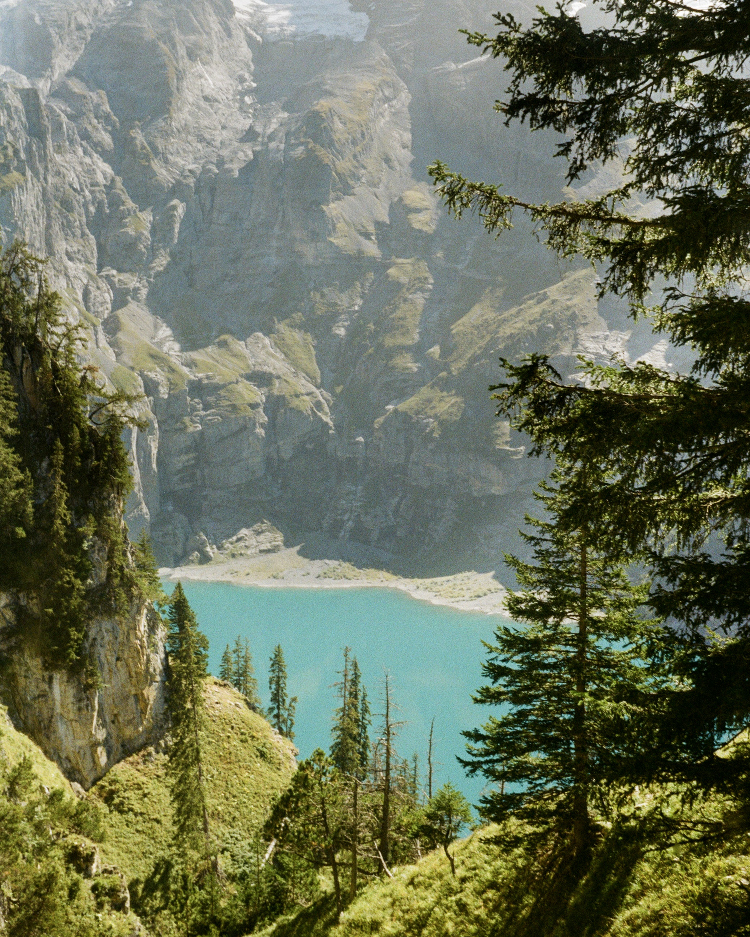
(0, 592, 166, 789)
(0, 0, 682, 574)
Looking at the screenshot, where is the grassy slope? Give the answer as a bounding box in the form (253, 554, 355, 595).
(258, 809, 750, 937)
(0, 703, 73, 793)
(90, 677, 296, 882)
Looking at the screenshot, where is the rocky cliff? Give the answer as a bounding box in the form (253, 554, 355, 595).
(0, 591, 166, 788)
(0, 0, 680, 575)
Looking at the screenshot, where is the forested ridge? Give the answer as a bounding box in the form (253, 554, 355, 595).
(4, 0, 750, 935)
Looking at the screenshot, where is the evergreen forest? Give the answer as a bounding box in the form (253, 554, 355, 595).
(4, 0, 750, 935)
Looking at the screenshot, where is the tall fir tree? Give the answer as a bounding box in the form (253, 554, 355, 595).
(165, 583, 212, 860)
(219, 643, 233, 684)
(231, 636, 262, 710)
(331, 648, 369, 777)
(429, 0, 750, 788)
(463, 465, 673, 857)
(132, 530, 165, 605)
(330, 649, 370, 899)
(268, 645, 297, 740)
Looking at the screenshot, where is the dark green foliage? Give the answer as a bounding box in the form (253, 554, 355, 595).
(132, 530, 166, 605)
(265, 749, 350, 917)
(0, 359, 32, 554)
(429, 0, 750, 792)
(218, 636, 262, 710)
(165, 583, 211, 857)
(220, 644, 233, 683)
(0, 750, 128, 937)
(331, 649, 370, 779)
(268, 645, 297, 741)
(230, 636, 262, 711)
(417, 783, 473, 876)
(0, 242, 144, 669)
(463, 464, 673, 855)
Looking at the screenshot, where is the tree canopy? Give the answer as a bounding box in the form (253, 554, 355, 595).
(430, 0, 750, 790)
(0, 241, 144, 669)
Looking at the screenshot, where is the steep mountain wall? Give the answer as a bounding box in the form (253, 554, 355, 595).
(0, 0, 673, 574)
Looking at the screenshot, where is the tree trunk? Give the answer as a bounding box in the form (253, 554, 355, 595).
(329, 847, 342, 918)
(442, 841, 456, 876)
(379, 676, 392, 867)
(349, 776, 358, 901)
(427, 717, 435, 800)
(573, 534, 590, 861)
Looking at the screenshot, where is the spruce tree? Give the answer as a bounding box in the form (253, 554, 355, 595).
(429, 0, 750, 787)
(219, 644, 233, 684)
(330, 649, 371, 899)
(238, 637, 262, 711)
(265, 750, 348, 918)
(132, 530, 165, 604)
(331, 648, 367, 776)
(463, 464, 672, 856)
(165, 583, 211, 859)
(227, 635, 261, 707)
(358, 683, 371, 769)
(268, 645, 296, 740)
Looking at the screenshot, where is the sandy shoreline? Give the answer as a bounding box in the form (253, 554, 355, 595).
(160, 546, 509, 616)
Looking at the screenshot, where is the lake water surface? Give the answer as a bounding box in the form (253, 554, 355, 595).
(174, 580, 509, 804)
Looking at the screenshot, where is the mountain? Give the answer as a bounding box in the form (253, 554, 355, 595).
(0, 0, 681, 574)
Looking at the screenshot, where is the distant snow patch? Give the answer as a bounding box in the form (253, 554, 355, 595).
(233, 0, 368, 41)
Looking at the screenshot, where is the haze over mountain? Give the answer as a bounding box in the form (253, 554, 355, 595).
(0, 0, 681, 574)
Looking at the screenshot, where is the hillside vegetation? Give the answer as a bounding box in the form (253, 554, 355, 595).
(90, 678, 296, 883)
(258, 802, 750, 937)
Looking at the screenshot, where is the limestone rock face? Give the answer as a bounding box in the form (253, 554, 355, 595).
(0, 0, 681, 573)
(0, 594, 166, 789)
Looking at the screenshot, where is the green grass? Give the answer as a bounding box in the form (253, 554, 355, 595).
(447, 270, 599, 375)
(0, 704, 72, 793)
(90, 678, 296, 883)
(0, 170, 26, 193)
(273, 323, 321, 384)
(214, 381, 263, 417)
(183, 335, 252, 384)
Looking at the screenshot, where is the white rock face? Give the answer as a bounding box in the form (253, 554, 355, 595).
(234, 0, 369, 40)
(0, 594, 166, 789)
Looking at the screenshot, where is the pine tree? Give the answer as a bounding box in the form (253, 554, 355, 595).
(331, 648, 363, 776)
(463, 465, 672, 858)
(229, 636, 262, 709)
(358, 683, 371, 773)
(375, 674, 404, 872)
(219, 644, 233, 684)
(330, 649, 371, 899)
(268, 645, 296, 740)
(165, 583, 211, 859)
(133, 530, 165, 604)
(429, 0, 750, 789)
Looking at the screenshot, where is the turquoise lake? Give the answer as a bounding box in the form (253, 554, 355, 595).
(173, 580, 509, 805)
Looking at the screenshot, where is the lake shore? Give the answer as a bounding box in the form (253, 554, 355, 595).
(160, 546, 508, 616)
